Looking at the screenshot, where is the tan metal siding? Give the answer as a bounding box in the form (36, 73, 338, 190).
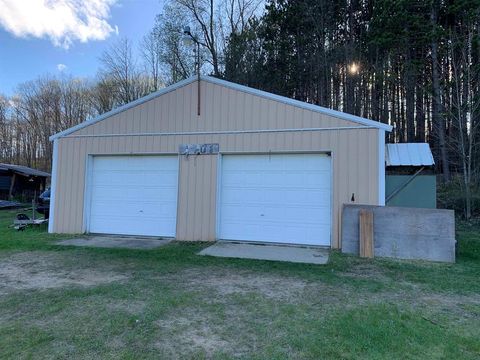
(176, 155, 217, 241)
(53, 130, 379, 247)
(71, 81, 358, 136)
(52, 80, 380, 248)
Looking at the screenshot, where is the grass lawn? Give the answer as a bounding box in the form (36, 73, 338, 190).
(0, 209, 479, 359)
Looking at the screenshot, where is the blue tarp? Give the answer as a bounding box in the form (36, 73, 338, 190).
(0, 200, 22, 209)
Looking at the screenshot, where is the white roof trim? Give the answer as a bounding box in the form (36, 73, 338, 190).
(50, 75, 392, 141)
(49, 76, 197, 141)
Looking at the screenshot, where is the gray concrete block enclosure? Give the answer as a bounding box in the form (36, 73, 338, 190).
(342, 205, 456, 262)
(48, 76, 392, 249)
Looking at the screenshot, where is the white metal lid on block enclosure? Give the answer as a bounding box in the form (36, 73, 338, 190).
(385, 143, 435, 167)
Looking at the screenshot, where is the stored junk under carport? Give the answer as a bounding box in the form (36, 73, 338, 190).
(0, 163, 50, 201)
(48, 76, 392, 249)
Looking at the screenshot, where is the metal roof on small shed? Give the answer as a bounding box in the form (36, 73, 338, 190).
(0, 163, 50, 177)
(385, 143, 435, 167)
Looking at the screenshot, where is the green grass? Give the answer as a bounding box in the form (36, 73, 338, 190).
(0, 209, 479, 359)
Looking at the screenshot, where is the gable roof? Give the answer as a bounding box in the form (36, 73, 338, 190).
(50, 75, 392, 141)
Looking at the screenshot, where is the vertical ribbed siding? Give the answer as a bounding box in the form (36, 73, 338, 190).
(52, 80, 381, 248)
(176, 155, 216, 240)
(72, 81, 356, 136)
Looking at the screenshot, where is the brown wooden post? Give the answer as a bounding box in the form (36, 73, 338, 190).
(359, 209, 374, 258)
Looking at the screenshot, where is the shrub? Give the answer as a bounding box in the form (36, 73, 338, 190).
(437, 175, 480, 218)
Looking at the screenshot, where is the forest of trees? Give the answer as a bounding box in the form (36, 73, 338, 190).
(0, 0, 479, 218)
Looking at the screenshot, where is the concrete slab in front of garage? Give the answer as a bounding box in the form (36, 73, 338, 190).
(198, 241, 329, 264)
(57, 236, 171, 250)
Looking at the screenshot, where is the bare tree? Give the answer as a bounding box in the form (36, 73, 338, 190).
(90, 77, 118, 114)
(217, 0, 263, 54)
(224, 0, 263, 34)
(165, 0, 263, 77)
(140, 29, 163, 91)
(430, 0, 450, 182)
(99, 38, 147, 105)
(448, 30, 480, 219)
(0, 77, 93, 171)
(0, 95, 13, 163)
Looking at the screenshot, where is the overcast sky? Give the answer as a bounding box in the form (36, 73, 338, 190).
(0, 0, 163, 95)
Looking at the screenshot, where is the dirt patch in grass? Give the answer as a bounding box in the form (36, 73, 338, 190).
(339, 262, 390, 281)
(107, 336, 127, 351)
(177, 267, 308, 301)
(155, 314, 244, 358)
(105, 299, 147, 315)
(153, 268, 317, 357)
(0, 251, 128, 294)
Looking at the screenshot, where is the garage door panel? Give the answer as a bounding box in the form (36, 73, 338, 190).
(223, 172, 329, 190)
(219, 154, 331, 246)
(279, 189, 330, 203)
(92, 170, 177, 187)
(89, 217, 172, 237)
(260, 206, 330, 223)
(221, 204, 264, 222)
(221, 222, 329, 244)
(90, 210, 175, 221)
(90, 200, 176, 217)
(244, 213, 331, 227)
(221, 188, 265, 203)
(88, 155, 178, 237)
(96, 156, 168, 170)
(93, 187, 177, 202)
(222, 190, 330, 208)
(261, 224, 304, 241)
(220, 222, 261, 240)
(222, 173, 264, 187)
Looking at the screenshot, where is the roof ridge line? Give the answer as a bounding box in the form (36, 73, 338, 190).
(50, 75, 391, 141)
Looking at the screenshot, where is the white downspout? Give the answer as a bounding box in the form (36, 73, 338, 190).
(48, 139, 58, 233)
(378, 129, 386, 206)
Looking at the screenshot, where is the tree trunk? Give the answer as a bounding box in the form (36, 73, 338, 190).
(431, 2, 450, 181)
(405, 50, 416, 142)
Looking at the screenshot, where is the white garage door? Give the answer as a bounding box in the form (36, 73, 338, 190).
(219, 154, 331, 246)
(87, 155, 178, 237)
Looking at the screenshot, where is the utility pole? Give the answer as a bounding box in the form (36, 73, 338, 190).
(184, 27, 202, 116)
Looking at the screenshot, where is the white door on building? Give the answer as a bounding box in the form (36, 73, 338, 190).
(219, 153, 331, 246)
(87, 155, 178, 237)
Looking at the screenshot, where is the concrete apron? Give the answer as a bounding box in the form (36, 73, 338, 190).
(199, 241, 330, 265)
(56, 235, 172, 250)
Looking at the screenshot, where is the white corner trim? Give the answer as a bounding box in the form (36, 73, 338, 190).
(378, 129, 386, 206)
(48, 139, 58, 233)
(214, 153, 223, 241)
(82, 155, 94, 233)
